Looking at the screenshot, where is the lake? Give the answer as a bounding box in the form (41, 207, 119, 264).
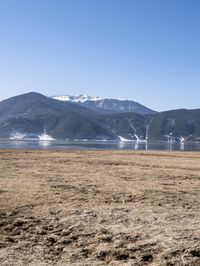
(0, 140, 200, 151)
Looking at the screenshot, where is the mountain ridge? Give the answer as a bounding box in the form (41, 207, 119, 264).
(0, 92, 200, 142)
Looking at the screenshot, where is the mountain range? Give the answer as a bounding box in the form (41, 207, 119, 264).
(0, 92, 200, 142)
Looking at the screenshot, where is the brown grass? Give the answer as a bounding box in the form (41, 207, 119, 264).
(0, 150, 200, 265)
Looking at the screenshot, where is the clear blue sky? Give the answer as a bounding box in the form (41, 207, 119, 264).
(0, 0, 200, 111)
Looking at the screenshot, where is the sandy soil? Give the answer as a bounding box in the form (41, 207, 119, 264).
(0, 150, 200, 266)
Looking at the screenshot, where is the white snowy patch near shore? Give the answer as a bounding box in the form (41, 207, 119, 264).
(118, 135, 147, 143)
(38, 133, 55, 141)
(10, 132, 27, 140)
(9, 131, 55, 141)
(118, 136, 133, 142)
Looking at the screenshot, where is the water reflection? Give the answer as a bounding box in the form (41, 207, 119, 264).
(0, 140, 200, 151)
(117, 140, 200, 151)
(166, 141, 173, 151)
(180, 142, 185, 151)
(38, 140, 52, 147)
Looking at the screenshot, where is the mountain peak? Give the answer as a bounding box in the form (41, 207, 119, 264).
(51, 95, 156, 115)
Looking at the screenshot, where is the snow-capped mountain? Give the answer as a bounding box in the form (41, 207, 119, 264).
(0, 92, 200, 142)
(52, 95, 156, 115)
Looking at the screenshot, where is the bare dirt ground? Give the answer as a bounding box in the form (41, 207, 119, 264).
(0, 150, 200, 266)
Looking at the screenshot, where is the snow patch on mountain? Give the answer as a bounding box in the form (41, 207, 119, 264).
(52, 95, 102, 103)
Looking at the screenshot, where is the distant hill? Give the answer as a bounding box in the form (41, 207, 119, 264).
(1, 92, 200, 142)
(148, 109, 200, 142)
(0, 92, 115, 140)
(52, 95, 156, 115)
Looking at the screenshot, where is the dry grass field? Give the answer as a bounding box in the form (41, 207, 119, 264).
(0, 150, 200, 265)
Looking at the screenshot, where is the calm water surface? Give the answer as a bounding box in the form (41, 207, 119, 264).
(0, 140, 200, 151)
